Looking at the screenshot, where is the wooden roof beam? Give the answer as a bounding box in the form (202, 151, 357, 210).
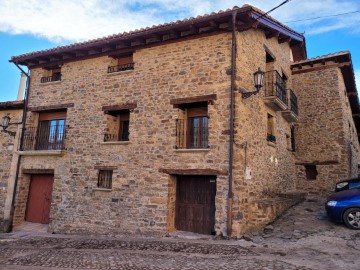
(189, 24, 199, 35)
(131, 38, 146, 46)
(170, 29, 180, 38)
(115, 41, 131, 49)
(209, 20, 219, 30)
(75, 50, 88, 57)
(62, 52, 76, 59)
(266, 30, 280, 39)
(279, 36, 291, 44)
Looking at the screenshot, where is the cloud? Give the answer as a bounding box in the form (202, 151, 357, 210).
(0, 0, 359, 43)
(355, 70, 360, 91)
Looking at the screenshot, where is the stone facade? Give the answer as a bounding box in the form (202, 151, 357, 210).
(2, 5, 359, 237)
(0, 105, 23, 232)
(292, 60, 360, 195)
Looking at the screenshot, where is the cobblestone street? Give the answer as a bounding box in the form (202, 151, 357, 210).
(0, 197, 359, 270)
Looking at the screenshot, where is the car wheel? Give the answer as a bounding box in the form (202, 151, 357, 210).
(343, 208, 360, 230)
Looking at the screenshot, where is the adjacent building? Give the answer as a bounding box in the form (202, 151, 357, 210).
(0, 5, 358, 237)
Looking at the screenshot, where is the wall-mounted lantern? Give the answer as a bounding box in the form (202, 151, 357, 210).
(1, 114, 21, 137)
(242, 67, 265, 99)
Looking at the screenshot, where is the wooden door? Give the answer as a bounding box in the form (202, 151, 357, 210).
(175, 175, 216, 235)
(25, 175, 54, 224)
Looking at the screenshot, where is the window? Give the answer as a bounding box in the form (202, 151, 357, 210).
(35, 111, 66, 150)
(104, 110, 130, 142)
(267, 113, 276, 143)
(41, 67, 62, 83)
(176, 103, 209, 149)
(305, 165, 318, 180)
(290, 125, 296, 151)
(108, 54, 134, 73)
(97, 170, 112, 189)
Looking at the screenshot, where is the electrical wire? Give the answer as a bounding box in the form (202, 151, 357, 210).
(285, 10, 360, 23)
(254, 0, 292, 20)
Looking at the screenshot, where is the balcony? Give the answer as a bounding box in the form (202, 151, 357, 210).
(20, 125, 67, 151)
(263, 70, 288, 111)
(175, 118, 209, 149)
(40, 73, 61, 83)
(107, 63, 134, 73)
(282, 89, 299, 123)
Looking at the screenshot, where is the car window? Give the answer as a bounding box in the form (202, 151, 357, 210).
(349, 181, 360, 189)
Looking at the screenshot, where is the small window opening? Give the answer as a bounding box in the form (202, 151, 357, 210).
(305, 165, 318, 180)
(98, 170, 113, 189)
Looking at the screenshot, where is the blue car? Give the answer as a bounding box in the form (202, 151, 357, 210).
(325, 188, 360, 229)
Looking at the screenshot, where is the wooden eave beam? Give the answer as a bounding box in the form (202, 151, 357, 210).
(170, 29, 180, 38)
(115, 41, 131, 49)
(279, 37, 291, 44)
(88, 47, 102, 55)
(37, 57, 50, 64)
(209, 20, 219, 31)
(49, 55, 63, 61)
(75, 50, 88, 57)
(189, 24, 199, 35)
(237, 21, 259, 32)
(131, 38, 146, 46)
(101, 44, 116, 52)
(62, 52, 76, 59)
(265, 30, 280, 39)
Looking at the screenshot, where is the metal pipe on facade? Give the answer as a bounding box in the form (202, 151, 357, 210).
(227, 10, 237, 237)
(5, 64, 30, 232)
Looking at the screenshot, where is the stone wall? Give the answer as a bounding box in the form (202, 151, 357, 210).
(231, 29, 298, 235)
(15, 33, 233, 236)
(0, 109, 22, 231)
(11, 29, 302, 237)
(292, 65, 360, 195)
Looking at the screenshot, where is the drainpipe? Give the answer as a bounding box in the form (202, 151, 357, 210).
(227, 10, 237, 237)
(4, 64, 30, 232)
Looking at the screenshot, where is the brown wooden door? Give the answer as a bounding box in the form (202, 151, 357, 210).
(26, 175, 54, 224)
(175, 175, 216, 235)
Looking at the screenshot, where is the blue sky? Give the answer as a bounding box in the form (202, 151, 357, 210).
(1, 0, 359, 102)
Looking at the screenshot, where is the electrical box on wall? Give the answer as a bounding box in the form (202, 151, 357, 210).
(245, 167, 252, 180)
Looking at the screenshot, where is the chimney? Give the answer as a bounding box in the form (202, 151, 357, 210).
(17, 73, 27, 100)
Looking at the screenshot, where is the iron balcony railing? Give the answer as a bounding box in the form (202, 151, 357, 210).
(40, 73, 62, 83)
(289, 89, 298, 116)
(175, 118, 209, 149)
(107, 63, 134, 73)
(103, 132, 129, 142)
(264, 70, 288, 105)
(21, 125, 67, 151)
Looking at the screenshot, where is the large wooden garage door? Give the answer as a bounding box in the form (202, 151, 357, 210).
(25, 174, 54, 224)
(175, 175, 216, 235)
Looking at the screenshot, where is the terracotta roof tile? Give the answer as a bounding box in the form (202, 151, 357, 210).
(11, 5, 303, 63)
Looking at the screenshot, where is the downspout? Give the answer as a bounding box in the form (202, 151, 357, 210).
(5, 63, 30, 232)
(227, 10, 237, 237)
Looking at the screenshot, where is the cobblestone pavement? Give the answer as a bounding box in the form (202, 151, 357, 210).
(0, 196, 358, 270)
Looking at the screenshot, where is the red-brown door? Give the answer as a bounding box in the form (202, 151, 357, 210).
(25, 175, 54, 224)
(175, 175, 216, 235)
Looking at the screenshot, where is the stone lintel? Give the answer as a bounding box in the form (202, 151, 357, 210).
(28, 103, 74, 112)
(170, 94, 217, 107)
(102, 103, 137, 113)
(22, 169, 54, 174)
(159, 168, 227, 176)
(295, 160, 339, 166)
(94, 166, 117, 170)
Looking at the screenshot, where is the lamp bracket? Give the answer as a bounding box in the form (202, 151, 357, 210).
(1, 130, 16, 137)
(242, 90, 259, 99)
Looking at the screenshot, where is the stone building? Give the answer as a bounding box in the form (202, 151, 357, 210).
(0, 5, 358, 236)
